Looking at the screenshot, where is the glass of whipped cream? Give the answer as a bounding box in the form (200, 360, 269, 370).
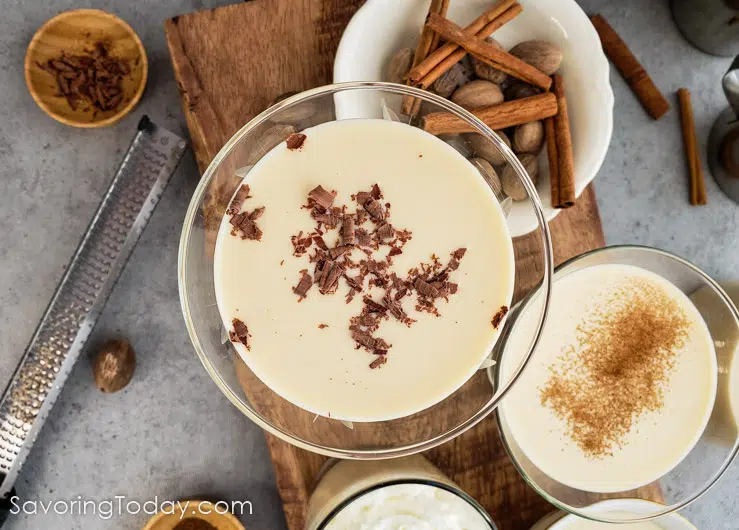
(492, 245, 739, 524)
(305, 455, 496, 529)
(178, 82, 553, 458)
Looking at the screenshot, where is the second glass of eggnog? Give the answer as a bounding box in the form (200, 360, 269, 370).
(493, 245, 739, 524)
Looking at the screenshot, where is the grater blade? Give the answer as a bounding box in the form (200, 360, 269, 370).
(0, 116, 187, 499)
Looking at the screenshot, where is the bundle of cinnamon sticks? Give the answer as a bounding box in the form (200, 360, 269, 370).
(402, 0, 576, 209)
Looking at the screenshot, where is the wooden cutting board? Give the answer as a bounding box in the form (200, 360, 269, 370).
(164, 2, 661, 529)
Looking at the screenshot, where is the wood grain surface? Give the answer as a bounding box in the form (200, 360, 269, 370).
(164, 2, 661, 529)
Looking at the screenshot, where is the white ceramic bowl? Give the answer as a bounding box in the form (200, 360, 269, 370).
(334, 0, 614, 236)
(530, 500, 697, 530)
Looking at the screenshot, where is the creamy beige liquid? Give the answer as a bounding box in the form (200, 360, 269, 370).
(214, 119, 514, 421)
(499, 264, 717, 492)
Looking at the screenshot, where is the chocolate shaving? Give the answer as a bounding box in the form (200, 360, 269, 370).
(359, 314, 377, 327)
(308, 185, 335, 210)
(341, 217, 355, 245)
(356, 191, 372, 205)
(228, 184, 250, 214)
(293, 271, 313, 298)
(318, 323, 329, 329)
(371, 183, 383, 200)
(286, 133, 307, 150)
(229, 212, 246, 230)
(374, 338, 391, 350)
(491, 306, 509, 329)
(319, 261, 343, 293)
(363, 296, 388, 314)
(355, 228, 372, 246)
(415, 277, 440, 298)
(352, 330, 377, 349)
(248, 206, 265, 220)
(312, 211, 340, 228)
(376, 223, 394, 240)
(383, 294, 407, 322)
(39, 41, 130, 113)
(328, 245, 352, 260)
(388, 247, 403, 257)
(370, 356, 387, 369)
(344, 274, 364, 292)
(312, 235, 328, 250)
(355, 208, 367, 225)
(363, 199, 385, 221)
(453, 248, 467, 259)
(230, 318, 250, 350)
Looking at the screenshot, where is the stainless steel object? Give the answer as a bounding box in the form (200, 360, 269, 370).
(671, 0, 739, 57)
(0, 117, 187, 505)
(708, 56, 739, 203)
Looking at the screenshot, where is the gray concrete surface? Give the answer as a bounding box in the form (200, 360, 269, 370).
(0, 0, 736, 529)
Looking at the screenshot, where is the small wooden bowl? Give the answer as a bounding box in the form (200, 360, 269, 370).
(25, 9, 147, 128)
(142, 500, 246, 530)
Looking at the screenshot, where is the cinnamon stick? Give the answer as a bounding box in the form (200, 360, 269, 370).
(545, 117, 560, 208)
(551, 75, 575, 209)
(677, 88, 707, 205)
(416, 5, 523, 90)
(422, 92, 558, 135)
(401, 0, 450, 115)
(407, 0, 518, 83)
(590, 14, 669, 120)
(425, 13, 551, 90)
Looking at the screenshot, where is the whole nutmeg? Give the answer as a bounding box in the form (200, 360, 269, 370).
(93, 340, 136, 393)
(470, 157, 503, 197)
(465, 130, 511, 166)
(451, 80, 504, 110)
(509, 40, 563, 75)
(512, 121, 544, 154)
(504, 82, 541, 101)
(431, 61, 473, 98)
(387, 48, 413, 84)
(501, 154, 539, 201)
(471, 38, 508, 85)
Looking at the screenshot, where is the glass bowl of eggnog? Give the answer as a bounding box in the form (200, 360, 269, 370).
(493, 245, 739, 523)
(178, 82, 553, 457)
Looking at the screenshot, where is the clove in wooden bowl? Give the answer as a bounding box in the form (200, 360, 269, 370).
(24, 9, 148, 128)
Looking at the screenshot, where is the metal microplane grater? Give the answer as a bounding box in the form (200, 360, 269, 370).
(0, 116, 187, 501)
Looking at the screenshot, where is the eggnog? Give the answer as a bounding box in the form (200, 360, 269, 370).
(214, 119, 514, 421)
(499, 264, 717, 492)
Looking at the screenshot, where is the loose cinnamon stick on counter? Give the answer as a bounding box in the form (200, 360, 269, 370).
(677, 88, 707, 205)
(401, 0, 450, 115)
(590, 14, 669, 120)
(422, 92, 557, 135)
(416, 5, 523, 90)
(407, 0, 518, 83)
(551, 75, 576, 209)
(425, 13, 551, 90)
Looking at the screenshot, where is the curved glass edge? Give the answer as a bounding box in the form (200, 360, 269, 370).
(315, 478, 498, 530)
(178, 81, 554, 458)
(494, 244, 739, 523)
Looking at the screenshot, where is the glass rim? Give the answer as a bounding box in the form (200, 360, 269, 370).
(314, 477, 498, 530)
(177, 81, 554, 459)
(495, 244, 739, 523)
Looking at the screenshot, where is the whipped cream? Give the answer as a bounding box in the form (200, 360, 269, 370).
(324, 483, 492, 530)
